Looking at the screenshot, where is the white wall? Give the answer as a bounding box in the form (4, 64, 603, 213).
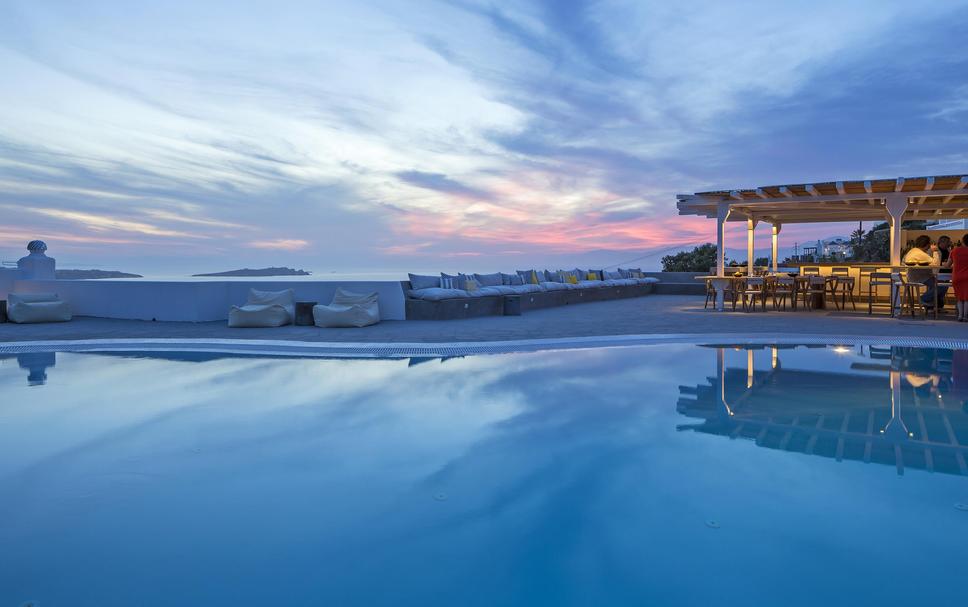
(0, 268, 18, 299)
(10, 279, 407, 321)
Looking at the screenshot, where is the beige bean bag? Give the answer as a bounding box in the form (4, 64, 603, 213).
(7, 292, 72, 323)
(228, 288, 295, 328)
(313, 288, 380, 328)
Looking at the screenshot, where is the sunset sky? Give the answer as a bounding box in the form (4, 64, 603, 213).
(2, 0, 967, 274)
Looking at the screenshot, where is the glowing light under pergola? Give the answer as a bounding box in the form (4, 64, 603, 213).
(677, 174, 968, 276)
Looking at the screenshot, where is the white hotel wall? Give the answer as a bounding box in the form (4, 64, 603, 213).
(10, 279, 407, 321)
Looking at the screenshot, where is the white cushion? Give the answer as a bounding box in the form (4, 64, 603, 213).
(247, 288, 294, 317)
(227, 289, 295, 327)
(331, 287, 378, 306)
(228, 304, 291, 328)
(508, 284, 545, 294)
(9, 292, 61, 305)
(313, 298, 380, 328)
(8, 294, 72, 323)
(408, 288, 469, 301)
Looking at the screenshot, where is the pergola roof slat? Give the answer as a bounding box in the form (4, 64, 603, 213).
(679, 173, 968, 223)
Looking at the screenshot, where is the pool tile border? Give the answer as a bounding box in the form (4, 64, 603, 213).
(3, 333, 968, 358)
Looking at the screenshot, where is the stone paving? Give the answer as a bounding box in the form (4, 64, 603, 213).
(1, 295, 965, 344)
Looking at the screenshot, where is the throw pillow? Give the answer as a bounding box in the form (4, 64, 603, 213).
(474, 272, 503, 287)
(409, 273, 442, 290)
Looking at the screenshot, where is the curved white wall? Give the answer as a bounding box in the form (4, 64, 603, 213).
(9, 279, 406, 321)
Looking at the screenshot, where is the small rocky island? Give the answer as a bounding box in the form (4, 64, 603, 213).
(193, 266, 311, 277)
(56, 269, 143, 279)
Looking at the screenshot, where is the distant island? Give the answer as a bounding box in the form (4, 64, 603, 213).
(56, 269, 143, 279)
(192, 267, 311, 277)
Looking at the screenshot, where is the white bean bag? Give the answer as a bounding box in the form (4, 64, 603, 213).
(7, 292, 72, 323)
(227, 288, 295, 328)
(313, 288, 380, 328)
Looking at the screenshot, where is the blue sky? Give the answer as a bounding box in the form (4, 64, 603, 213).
(1, 0, 967, 273)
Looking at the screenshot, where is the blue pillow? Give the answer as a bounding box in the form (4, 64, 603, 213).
(441, 272, 464, 289)
(409, 273, 441, 290)
(501, 272, 524, 285)
(474, 272, 503, 287)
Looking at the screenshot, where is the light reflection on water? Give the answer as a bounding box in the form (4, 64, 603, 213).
(0, 344, 966, 606)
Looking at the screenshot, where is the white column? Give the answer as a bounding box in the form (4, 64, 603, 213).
(885, 194, 908, 266)
(716, 202, 731, 277)
(746, 217, 757, 276)
(771, 223, 781, 274)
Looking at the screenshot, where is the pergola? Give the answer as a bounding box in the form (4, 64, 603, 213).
(677, 174, 968, 276)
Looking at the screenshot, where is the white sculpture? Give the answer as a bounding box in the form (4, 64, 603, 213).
(17, 240, 56, 280)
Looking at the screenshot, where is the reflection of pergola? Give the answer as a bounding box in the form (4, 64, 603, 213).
(676, 347, 968, 476)
(677, 175, 968, 275)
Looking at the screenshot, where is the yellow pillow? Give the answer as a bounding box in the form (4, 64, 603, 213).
(530, 270, 539, 284)
(587, 272, 598, 280)
(566, 274, 578, 284)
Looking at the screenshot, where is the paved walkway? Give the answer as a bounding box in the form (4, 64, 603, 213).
(1, 295, 964, 344)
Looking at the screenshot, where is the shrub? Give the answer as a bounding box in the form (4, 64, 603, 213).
(661, 243, 718, 272)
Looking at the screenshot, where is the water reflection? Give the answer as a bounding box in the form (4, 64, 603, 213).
(2, 344, 966, 606)
(0, 352, 58, 385)
(677, 345, 968, 476)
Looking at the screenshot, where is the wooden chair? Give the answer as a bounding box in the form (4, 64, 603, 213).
(705, 278, 740, 311)
(867, 269, 894, 315)
(831, 267, 856, 311)
(771, 275, 797, 310)
(741, 277, 768, 312)
(801, 275, 827, 310)
(800, 266, 821, 276)
(704, 278, 716, 309)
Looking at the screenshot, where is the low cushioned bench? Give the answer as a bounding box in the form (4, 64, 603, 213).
(403, 269, 658, 320)
(228, 288, 295, 328)
(7, 292, 72, 323)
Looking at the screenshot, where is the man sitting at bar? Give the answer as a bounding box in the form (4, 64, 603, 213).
(903, 235, 946, 310)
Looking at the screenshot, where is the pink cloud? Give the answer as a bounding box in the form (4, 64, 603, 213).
(248, 239, 310, 250)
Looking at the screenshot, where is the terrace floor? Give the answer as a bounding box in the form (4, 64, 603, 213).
(1, 295, 965, 344)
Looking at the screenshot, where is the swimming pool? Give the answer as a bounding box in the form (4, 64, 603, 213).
(2, 341, 966, 606)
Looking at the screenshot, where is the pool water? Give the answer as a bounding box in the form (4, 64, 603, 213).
(1, 343, 966, 606)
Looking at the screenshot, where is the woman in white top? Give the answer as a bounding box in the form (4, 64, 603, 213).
(902, 235, 946, 309)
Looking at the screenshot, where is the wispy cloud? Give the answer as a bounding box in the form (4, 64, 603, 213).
(0, 0, 966, 272)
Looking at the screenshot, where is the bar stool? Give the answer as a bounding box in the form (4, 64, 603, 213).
(867, 269, 894, 315)
(831, 266, 856, 311)
(893, 272, 927, 319)
(937, 272, 953, 317)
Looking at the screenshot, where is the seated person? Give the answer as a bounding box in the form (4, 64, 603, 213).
(903, 235, 946, 309)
